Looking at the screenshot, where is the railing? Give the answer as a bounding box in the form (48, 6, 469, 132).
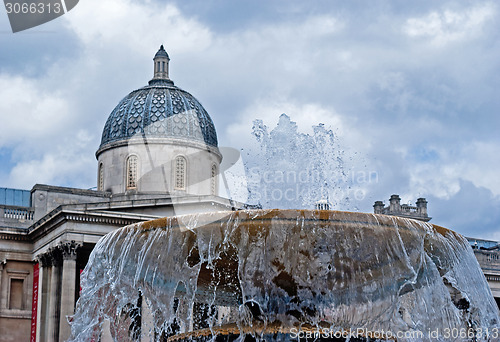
(486, 274, 500, 282)
(381, 205, 422, 216)
(400, 205, 418, 214)
(487, 253, 500, 262)
(0, 205, 34, 221)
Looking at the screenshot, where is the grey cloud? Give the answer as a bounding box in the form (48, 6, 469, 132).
(429, 180, 500, 240)
(0, 0, 498, 238)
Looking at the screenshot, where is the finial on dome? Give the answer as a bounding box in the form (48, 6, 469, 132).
(152, 45, 170, 81)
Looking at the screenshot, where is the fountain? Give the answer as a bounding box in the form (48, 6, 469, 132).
(69, 112, 499, 341)
(69, 209, 499, 341)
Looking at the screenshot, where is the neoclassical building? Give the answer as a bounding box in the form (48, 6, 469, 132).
(0, 46, 241, 342)
(1, 47, 499, 342)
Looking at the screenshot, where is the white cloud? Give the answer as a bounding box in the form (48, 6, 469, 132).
(0, 75, 71, 147)
(225, 97, 346, 149)
(257, 14, 343, 40)
(460, 141, 500, 195)
(403, 3, 496, 45)
(405, 140, 500, 201)
(64, 0, 213, 55)
(8, 129, 95, 189)
(408, 162, 462, 200)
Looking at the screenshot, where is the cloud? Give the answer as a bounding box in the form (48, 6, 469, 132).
(403, 139, 500, 201)
(226, 98, 345, 148)
(403, 3, 496, 46)
(64, 0, 213, 55)
(0, 0, 499, 239)
(429, 180, 500, 240)
(0, 0, 217, 189)
(8, 130, 95, 189)
(0, 74, 71, 147)
(459, 141, 500, 196)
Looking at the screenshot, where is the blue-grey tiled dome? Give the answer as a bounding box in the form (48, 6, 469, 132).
(99, 80, 218, 150)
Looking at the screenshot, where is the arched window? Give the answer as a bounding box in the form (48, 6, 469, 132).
(98, 163, 104, 191)
(126, 155, 138, 190)
(174, 156, 186, 190)
(211, 164, 217, 195)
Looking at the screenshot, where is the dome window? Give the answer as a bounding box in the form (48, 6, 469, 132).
(175, 156, 187, 190)
(98, 163, 104, 191)
(126, 155, 139, 190)
(211, 164, 217, 195)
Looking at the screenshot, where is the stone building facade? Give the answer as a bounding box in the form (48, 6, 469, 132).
(469, 239, 500, 302)
(0, 46, 241, 342)
(373, 194, 430, 222)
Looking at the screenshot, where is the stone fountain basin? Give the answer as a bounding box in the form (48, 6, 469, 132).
(72, 210, 499, 340)
(134, 210, 453, 304)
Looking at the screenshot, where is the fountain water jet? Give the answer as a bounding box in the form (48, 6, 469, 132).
(69, 209, 499, 341)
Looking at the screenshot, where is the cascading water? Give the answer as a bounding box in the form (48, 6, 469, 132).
(69, 210, 499, 341)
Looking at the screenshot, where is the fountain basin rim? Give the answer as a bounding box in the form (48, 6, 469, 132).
(137, 209, 458, 239)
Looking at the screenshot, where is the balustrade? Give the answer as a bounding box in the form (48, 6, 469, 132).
(0, 205, 34, 220)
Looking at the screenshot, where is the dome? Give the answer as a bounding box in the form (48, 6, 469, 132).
(98, 47, 218, 154)
(154, 44, 169, 59)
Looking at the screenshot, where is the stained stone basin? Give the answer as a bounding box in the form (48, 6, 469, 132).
(69, 210, 499, 341)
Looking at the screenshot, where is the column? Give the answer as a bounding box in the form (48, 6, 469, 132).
(58, 241, 81, 342)
(389, 194, 401, 213)
(0, 261, 4, 309)
(33, 263, 42, 342)
(37, 253, 52, 342)
(47, 247, 62, 341)
(0, 260, 4, 289)
(416, 197, 428, 216)
(373, 201, 384, 214)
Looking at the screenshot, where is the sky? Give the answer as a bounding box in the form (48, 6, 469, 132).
(0, 0, 499, 240)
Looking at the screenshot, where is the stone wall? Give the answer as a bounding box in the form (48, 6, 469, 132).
(31, 184, 109, 222)
(0, 260, 33, 342)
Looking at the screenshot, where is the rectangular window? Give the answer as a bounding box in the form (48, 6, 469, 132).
(9, 278, 24, 310)
(175, 157, 186, 190)
(211, 165, 217, 195)
(98, 164, 104, 191)
(127, 156, 138, 189)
